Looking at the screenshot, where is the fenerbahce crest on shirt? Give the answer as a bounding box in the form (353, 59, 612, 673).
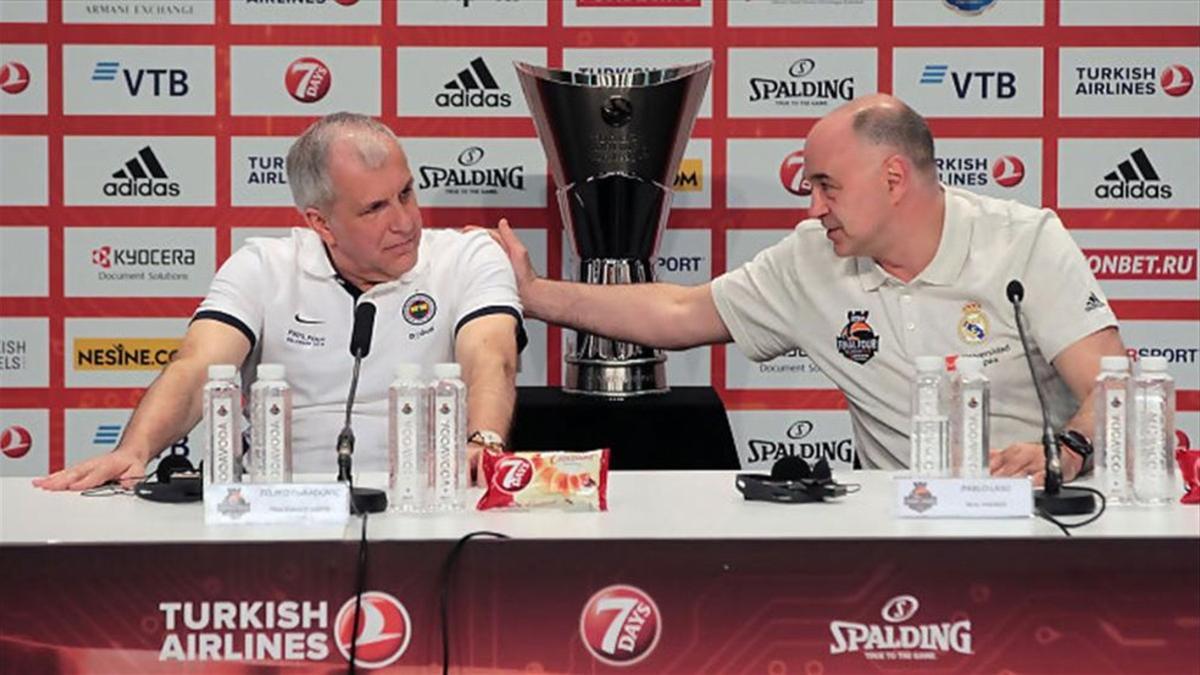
(837, 310, 880, 364)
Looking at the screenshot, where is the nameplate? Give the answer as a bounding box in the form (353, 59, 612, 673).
(893, 476, 1033, 518)
(204, 483, 349, 525)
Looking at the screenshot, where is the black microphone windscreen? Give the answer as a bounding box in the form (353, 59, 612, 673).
(1005, 280, 1024, 304)
(349, 302, 377, 358)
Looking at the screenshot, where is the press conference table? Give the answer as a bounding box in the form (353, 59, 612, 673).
(2, 472, 1198, 674)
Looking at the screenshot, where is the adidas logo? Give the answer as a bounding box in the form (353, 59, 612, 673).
(103, 146, 181, 197)
(1084, 292, 1106, 312)
(1094, 147, 1173, 200)
(435, 57, 512, 108)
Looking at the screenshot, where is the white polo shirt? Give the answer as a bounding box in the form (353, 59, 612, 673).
(194, 227, 524, 474)
(712, 186, 1119, 469)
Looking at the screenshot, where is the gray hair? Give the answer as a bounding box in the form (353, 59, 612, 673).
(286, 112, 403, 212)
(851, 102, 936, 178)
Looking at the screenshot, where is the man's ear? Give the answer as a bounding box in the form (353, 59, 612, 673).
(303, 207, 336, 247)
(883, 154, 909, 204)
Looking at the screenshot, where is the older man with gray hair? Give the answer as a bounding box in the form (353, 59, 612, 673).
(37, 112, 524, 490)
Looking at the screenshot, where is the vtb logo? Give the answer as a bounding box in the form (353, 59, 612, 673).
(1160, 64, 1194, 97)
(0, 61, 30, 95)
(286, 57, 332, 104)
(921, 64, 1016, 99)
(779, 149, 811, 197)
(991, 155, 1025, 188)
(1, 425, 33, 459)
(91, 61, 189, 97)
(580, 584, 662, 667)
(334, 592, 411, 669)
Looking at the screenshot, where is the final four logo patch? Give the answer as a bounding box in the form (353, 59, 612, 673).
(836, 310, 879, 364)
(958, 302, 989, 344)
(402, 292, 436, 326)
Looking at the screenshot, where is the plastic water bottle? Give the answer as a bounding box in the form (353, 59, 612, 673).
(1094, 355, 1132, 504)
(249, 363, 292, 483)
(952, 356, 990, 478)
(203, 364, 242, 485)
(431, 362, 468, 510)
(1131, 356, 1176, 505)
(388, 363, 430, 512)
(910, 356, 950, 476)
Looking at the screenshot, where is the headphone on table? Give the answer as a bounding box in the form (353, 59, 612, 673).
(134, 454, 203, 503)
(735, 457, 858, 503)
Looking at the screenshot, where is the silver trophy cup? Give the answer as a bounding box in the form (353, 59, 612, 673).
(515, 61, 711, 397)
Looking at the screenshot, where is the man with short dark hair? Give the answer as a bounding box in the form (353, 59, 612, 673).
(491, 94, 1125, 483)
(37, 113, 523, 490)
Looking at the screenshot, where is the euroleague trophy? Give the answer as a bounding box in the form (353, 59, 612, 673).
(515, 61, 711, 397)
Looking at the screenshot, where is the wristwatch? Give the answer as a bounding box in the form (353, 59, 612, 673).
(1056, 429, 1094, 476)
(467, 429, 506, 452)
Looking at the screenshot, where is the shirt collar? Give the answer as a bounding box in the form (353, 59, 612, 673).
(855, 186, 971, 291)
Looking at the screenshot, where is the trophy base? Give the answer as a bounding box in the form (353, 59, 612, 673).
(564, 356, 668, 398)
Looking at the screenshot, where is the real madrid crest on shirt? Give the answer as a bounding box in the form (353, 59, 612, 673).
(836, 310, 879, 364)
(402, 292, 436, 326)
(957, 302, 989, 344)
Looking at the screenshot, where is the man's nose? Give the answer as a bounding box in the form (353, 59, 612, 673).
(387, 202, 417, 233)
(808, 188, 829, 218)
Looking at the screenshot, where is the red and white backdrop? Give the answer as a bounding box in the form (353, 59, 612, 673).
(1, 0, 1198, 476)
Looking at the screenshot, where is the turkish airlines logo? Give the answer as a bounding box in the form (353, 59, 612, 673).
(495, 455, 533, 493)
(286, 57, 332, 104)
(334, 592, 411, 669)
(580, 584, 662, 666)
(1083, 249, 1197, 280)
(1160, 64, 1194, 97)
(779, 149, 811, 197)
(0, 61, 30, 95)
(1, 425, 33, 459)
(991, 155, 1025, 188)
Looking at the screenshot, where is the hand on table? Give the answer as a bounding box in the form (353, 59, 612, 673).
(989, 441, 1083, 486)
(32, 450, 148, 492)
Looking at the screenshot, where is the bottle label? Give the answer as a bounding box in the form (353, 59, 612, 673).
(393, 391, 420, 501)
(260, 390, 288, 483)
(1103, 387, 1128, 495)
(208, 391, 239, 484)
(434, 391, 459, 501)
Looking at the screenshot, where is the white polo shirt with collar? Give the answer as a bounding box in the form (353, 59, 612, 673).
(194, 226, 524, 474)
(711, 186, 1119, 470)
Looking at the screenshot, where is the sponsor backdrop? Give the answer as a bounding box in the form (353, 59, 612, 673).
(0, 539, 1197, 673)
(1, 0, 1198, 475)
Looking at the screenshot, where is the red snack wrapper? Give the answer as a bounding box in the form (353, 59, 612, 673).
(477, 449, 609, 511)
(1175, 448, 1200, 505)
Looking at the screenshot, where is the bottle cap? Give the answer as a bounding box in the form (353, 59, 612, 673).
(915, 356, 943, 373)
(1140, 356, 1168, 373)
(208, 364, 237, 380)
(1100, 355, 1130, 373)
(256, 363, 285, 380)
(394, 363, 422, 380)
(433, 362, 461, 379)
(957, 356, 984, 375)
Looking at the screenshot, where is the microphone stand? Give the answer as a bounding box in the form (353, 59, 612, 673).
(1009, 285, 1096, 516)
(339, 345, 387, 515)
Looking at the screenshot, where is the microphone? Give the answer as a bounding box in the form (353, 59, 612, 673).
(336, 302, 387, 514)
(1006, 280, 1096, 515)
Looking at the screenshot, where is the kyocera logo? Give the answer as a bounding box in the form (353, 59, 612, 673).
(285, 57, 332, 103)
(580, 585, 662, 667)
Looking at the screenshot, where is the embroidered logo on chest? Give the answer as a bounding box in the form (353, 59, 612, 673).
(403, 292, 437, 326)
(836, 310, 880, 364)
(957, 302, 989, 344)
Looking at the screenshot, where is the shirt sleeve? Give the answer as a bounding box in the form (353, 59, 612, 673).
(1020, 210, 1119, 362)
(192, 243, 265, 347)
(710, 231, 805, 362)
(452, 230, 527, 351)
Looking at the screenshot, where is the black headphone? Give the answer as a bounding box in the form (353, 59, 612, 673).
(735, 457, 857, 503)
(134, 454, 203, 503)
